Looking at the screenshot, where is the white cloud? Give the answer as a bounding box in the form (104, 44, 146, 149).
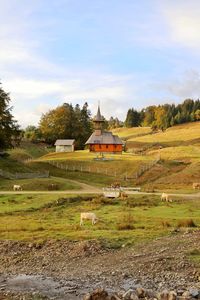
(161, 1, 200, 48)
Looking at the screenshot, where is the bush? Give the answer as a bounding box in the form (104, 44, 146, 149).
(177, 219, 197, 228)
(92, 196, 117, 205)
(161, 220, 171, 228)
(125, 197, 158, 208)
(116, 213, 135, 230)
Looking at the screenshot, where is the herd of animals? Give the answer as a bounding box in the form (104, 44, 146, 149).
(11, 182, 200, 226)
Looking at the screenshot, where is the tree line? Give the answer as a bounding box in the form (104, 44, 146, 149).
(2, 81, 200, 151)
(125, 99, 200, 130)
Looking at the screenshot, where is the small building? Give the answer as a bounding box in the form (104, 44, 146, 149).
(85, 106, 123, 154)
(55, 139, 75, 153)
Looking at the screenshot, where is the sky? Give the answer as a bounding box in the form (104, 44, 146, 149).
(1, 0, 200, 127)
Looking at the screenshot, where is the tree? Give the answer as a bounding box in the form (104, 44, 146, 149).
(125, 108, 140, 127)
(0, 84, 20, 151)
(39, 102, 92, 149)
(24, 125, 42, 142)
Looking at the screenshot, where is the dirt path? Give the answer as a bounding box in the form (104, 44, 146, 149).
(0, 190, 200, 198)
(0, 231, 200, 299)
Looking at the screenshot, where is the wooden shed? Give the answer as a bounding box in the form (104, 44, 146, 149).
(55, 139, 75, 153)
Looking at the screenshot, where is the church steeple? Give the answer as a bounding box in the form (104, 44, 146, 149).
(93, 105, 104, 136)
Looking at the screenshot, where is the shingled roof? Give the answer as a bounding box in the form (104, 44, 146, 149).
(55, 139, 75, 146)
(85, 131, 123, 145)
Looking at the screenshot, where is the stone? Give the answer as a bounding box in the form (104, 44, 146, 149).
(182, 291, 191, 300)
(188, 288, 199, 298)
(158, 290, 169, 300)
(136, 287, 146, 298)
(168, 291, 177, 300)
(123, 289, 138, 300)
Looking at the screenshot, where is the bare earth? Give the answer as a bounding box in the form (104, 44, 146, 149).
(0, 230, 200, 299)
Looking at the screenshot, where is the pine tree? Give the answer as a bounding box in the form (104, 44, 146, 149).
(0, 84, 20, 151)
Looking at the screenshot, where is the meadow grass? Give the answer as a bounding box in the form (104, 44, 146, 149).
(112, 127, 152, 139)
(0, 177, 82, 191)
(0, 193, 199, 246)
(129, 122, 200, 146)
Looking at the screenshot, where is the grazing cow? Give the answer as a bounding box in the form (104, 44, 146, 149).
(193, 183, 200, 190)
(80, 212, 98, 226)
(120, 191, 128, 200)
(161, 193, 172, 202)
(13, 185, 22, 191)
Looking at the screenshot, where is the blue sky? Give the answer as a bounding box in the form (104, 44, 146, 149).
(1, 0, 200, 127)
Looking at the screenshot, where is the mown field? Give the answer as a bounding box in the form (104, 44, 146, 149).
(0, 193, 199, 246)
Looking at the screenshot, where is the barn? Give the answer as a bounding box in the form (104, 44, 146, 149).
(85, 106, 123, 154)
(55, 139, 75, 153)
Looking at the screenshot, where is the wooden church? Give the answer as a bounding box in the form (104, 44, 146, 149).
(85, 106, 123, 153)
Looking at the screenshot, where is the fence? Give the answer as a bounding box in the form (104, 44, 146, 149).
(0, 169, 49, 180)
(48, 161, 118, 177)
(48, 155, 161, 181)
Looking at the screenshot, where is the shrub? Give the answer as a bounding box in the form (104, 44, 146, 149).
(161, 220, 171, 228)
(92, 196, 117, 205)
(177, 219, 197, 228)
(116, 213, 135, 230)
(125, 197, 158, 208)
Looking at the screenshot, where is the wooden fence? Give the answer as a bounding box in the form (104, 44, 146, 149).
(48, 155, 160, 181)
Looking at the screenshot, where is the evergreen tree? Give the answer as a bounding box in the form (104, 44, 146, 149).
(0, 84, 20, 151)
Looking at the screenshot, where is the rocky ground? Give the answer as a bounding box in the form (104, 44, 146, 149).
(0, 230, 200, 299)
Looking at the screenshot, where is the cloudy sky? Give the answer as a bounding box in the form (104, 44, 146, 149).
(1, 0, 200, 127)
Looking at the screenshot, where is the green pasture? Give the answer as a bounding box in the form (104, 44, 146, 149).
(35, 150, 154, 179)
(0, 193, 199, 246)
(0, 177, 81, 191)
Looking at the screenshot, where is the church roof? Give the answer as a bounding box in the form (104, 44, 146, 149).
(93, 105, 104, 122)
(85, 131, 123, 145)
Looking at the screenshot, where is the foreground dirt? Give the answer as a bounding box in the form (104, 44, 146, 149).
(0, 230, 200, 299)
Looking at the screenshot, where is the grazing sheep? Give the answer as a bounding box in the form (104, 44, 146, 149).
(13, 185, 23, 191)
(80, 212, 98, 226)
(193, 182, 200, 190)
(161, 193, 172, 202)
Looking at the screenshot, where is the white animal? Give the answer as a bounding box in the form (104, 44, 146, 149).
(161, 193, 172, 202)
(80, 212, 98, 226)
(193, 182, 200, 190)
(13, 185, 23, 191)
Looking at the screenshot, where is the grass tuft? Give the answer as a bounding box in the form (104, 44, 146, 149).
(177, 218, 197, 228)
(116, 213, 135, 230)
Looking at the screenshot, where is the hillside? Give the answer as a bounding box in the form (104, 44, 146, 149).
(1, 122, 200, 192)
(113, 122, 200, 190)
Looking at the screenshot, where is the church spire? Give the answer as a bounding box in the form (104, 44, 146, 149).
(93, 104, 104, 135)
(94, 104, 104, 122)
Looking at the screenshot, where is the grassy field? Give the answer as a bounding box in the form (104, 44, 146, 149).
(0, 193, 199, 246)
(128, 122, 200, 146)
(112, 127, 152, 140)
(0, 177, 82, 191)
(1, 122, 200, 192)
(35, 150, 154, 179)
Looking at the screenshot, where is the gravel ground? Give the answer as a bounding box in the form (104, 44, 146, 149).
(0, 230, 200, 299)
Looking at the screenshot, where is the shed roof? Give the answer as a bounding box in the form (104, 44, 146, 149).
(55, 139, 75, 146)
(85, 131, 123, 145)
